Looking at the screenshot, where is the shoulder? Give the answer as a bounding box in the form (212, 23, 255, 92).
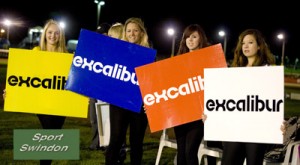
(32, 46, 41, 51)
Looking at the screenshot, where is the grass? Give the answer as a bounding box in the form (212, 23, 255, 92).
(0, 108, 178, 165)
(1, 58, 300, 164)
(0, 108, 177, 165)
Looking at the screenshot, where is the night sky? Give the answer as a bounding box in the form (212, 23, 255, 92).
(1, 0, 299, 62)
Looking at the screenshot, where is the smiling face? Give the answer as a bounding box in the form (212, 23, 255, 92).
(186, 31, 201, 52)
(46, 24, 60, 47)
(125, 22, 143, 44)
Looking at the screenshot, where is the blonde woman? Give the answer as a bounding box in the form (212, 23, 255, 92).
(108, 22, 124, 39)
(34, 19, 67, 52)
(105, 17, 150, 165)
(35, 19, 67, 165)
(3, 21, 68, 163)
(121, 17, 150, 48)
(108, 22, 129, 164)
(88, 22, 111, 151)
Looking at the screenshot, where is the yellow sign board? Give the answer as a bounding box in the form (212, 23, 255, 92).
(4, 48, 88, 118)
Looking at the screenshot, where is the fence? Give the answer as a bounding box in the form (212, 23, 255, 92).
(0, 49, 8, 58)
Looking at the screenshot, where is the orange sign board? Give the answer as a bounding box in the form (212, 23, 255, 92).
(135, 44, 227, 132)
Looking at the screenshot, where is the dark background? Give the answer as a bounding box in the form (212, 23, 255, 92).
(0, 0, 299, 62)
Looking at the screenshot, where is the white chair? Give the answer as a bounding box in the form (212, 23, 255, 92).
(155, 131, 224, 165)
(198, 139, 223, 165)
(264, 140, 300, 165)
(281, 140, 300, 165)
(291, 142, 300, 165)
(155, 129, 177, 165)
(95, 100, 110, 147)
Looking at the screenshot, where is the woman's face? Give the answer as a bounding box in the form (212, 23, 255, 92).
(46, 24, 60, 46)
(186, 31, 201, 51)
(125, 22, 143, 44)
(242, 34, 260, 58)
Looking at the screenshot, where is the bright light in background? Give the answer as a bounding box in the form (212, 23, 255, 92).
(218, 30, 227, 57)
(59, 21, 66, 29)
(3, 19, 12, 40)
(218, 30, 225, 37)
(94, 0, 105, 27)
(277, 33, 284, 40)
(167, 28, 176, 57)
(4, 19, 12, 27)
(94, 0, 105, 5)
(277, 33, 285, 66)
(0, 28, 5, 39)
(167, 28, 175, 36)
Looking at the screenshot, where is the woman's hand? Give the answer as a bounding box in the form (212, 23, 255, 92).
(202, 114, 207, 123)
(280, 120, 287, 135)
(2, 89, 6, 99)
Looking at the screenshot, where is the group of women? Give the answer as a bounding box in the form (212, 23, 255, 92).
(4, 16, 286, 165)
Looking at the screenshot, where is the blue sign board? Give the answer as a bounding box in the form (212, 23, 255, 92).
(65, 29, 156, 112)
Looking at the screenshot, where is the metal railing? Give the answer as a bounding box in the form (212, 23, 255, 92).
(0, 49, 9, 58)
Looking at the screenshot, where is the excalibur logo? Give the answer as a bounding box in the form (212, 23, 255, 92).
(206, 95, 283, 112)
(72, 56, 138, 85)
(8, 75, 67, 90)
(144, 75, 205, 106)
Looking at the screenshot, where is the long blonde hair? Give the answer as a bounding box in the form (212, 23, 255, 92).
(39, 19, 67, 53)
(122, 17, 150, 48)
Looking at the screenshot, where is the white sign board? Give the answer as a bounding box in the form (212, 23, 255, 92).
(204, 66, 284, 144)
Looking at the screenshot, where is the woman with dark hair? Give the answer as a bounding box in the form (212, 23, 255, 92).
(174, 24, 222, 165)
(222, 29, 275, 165)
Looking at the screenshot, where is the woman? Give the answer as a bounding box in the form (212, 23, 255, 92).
(108, 22, 124, 39)
(105, 17, 150, 165)
(174, 24, 222, 165)
(107, 22, 128, 164)
(88, 22, 111, 151)
(2, 19, 68, 165)
(34, 19, 68, 165)
(221, 29, 275, 165)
